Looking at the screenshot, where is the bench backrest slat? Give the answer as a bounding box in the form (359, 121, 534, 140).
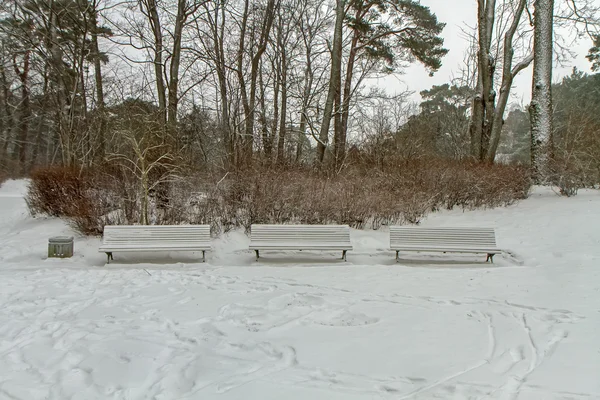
(390, 226, 498, 249)
(251, 224, 351, 244)
(103, 225, 210, 245)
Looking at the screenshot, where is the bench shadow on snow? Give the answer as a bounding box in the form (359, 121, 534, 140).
(247, 250, 517, 268)
(251, 256, 351, 266)
(92, 250, 521, 269)
(393, 253, 520, 268)
(97, 252, 205, 267)
(395, 256, 496, 267)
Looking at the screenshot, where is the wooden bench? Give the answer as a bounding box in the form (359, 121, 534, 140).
(249, 224, 353, 261)
(390, 226, 501, 262)
(99, 225, 211, 264)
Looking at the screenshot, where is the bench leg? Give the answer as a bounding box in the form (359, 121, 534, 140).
(342, 250, 347, 261)
(486, 253, 494, 263)
(106, 252, 113, 264)
(202, 250, 206, 263)
(395, 250, 399, 262)
(255, 250, 260, 261)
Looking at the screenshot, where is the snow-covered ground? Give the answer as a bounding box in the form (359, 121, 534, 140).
(0, 179, 599, 400)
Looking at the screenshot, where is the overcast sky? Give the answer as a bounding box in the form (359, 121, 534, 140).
(376, 0, 598, 105)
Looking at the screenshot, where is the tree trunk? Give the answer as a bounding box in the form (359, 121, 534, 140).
(469, 0, 495, 161)
(13, 50, 31, 171)
(259, 65, 273, 160)
(30, 70, 50, 168)
(317, 0, 344, 164)
(338, 31, 359, 169)
(296, 8, 315, 164)
(91, 1, 106, 163)
(211, 1, 233, 166)
(235, 0, 250, 167)
(143, 0, 167, 130)
(234, 0, 277, 167)
(333, 76, 342, 168)
(167, 0, 187, 144)
(77, 30, 90, 166)
(530, 0, 554, 181)
(276, 48, 288, 164)
(271, 60, 280, 162)
(485, 0, 530, 162)
(243, 0, 277, 166)
(0, 63, 14, 159)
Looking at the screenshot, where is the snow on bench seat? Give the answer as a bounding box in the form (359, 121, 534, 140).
(99, 225, 211, 263)
(249, 224, 353, 261)
(390, 226, 501, 262)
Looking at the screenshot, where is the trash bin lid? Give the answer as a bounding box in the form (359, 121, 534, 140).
(49, 236, 74, 243)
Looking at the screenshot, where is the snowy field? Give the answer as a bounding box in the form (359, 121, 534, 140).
(0, 179, 599, 400)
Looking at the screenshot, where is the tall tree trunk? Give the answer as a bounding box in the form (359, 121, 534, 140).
(91, 0, 106, 162)
(485, 0, 531, 162)
(276, 48, 287, 164)
(48, 0, 70, 165)
(78, 31, 90, 166)
(333, 74, 342, 168)
(210, 0, 233, 166)
(297, 61, 312, 163)
(271, 60, 280, 162)
(469, 0, 495, 160)
(0, 63, 14, 158)
(235, 0, 250, 167)
(469, 0, 532, 163)
(31, 70, 50, 168)
(258, 65, 273, 160)
(530, 0, 554, 181)
(338, 31, 359, 169)
(296, 9, 315, 164)
(317, 0, 344, 164)
(13, 50, 31, 171)
(143, 0, 167, 130)
(238, 0, 277, 167)
(167, 0, 187, 145)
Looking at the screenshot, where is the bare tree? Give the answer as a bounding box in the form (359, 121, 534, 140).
(233, 0, 279, 167)
(293, 0, 330, 163)
(316, 0, 344, 164)
(485, 0, 532, 162)
(469, 0, 533, 162)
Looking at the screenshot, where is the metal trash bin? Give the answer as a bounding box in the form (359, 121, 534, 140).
(48, 236, 74, 258)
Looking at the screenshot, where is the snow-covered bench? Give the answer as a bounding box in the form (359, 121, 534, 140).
(99, 225, 211, 264)
(249, 224, 353, 261)
(390, 226, 501, 262)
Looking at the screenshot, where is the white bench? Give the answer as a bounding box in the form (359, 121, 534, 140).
(99, 225, 211, 264)
(249, 224, 353, 261)
(390, 226, 501, 262)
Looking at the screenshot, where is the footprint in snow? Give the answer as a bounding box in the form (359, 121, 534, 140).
(310, 309, 379, 327)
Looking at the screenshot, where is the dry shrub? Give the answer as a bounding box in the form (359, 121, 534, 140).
(26, 160, 531, 236)
(216, 160, 531, 231)
(27, 166, 127, 235)
(27, 167, 90, 217)
(545, 155, 597, 197)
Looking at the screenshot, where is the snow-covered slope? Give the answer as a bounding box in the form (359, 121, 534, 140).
(0, 180, 598, 399)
